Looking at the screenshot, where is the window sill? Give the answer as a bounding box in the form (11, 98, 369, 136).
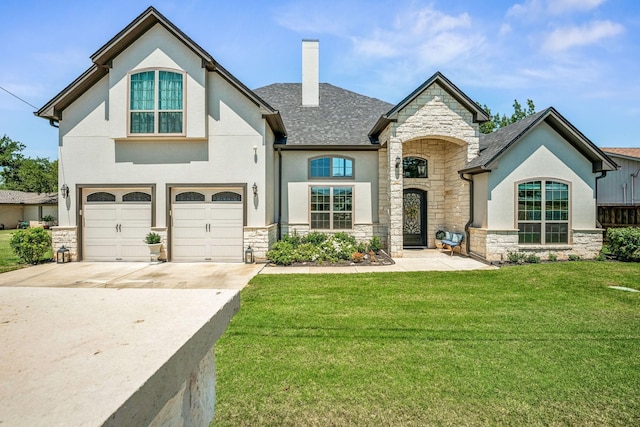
(519, 245, 572, 250)
(114, 136, 207, 142)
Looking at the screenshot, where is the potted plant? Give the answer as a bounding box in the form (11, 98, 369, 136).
(42, 215, 55, 229)
(145, 232, 162, 262)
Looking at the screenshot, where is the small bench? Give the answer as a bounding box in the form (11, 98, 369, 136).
(440, 231, 464, 256)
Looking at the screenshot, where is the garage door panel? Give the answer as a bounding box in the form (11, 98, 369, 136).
(83, 190, 151, 261)
(171, 190, 244, 262)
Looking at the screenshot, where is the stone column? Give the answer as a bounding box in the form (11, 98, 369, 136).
(388, 136, 404, 257)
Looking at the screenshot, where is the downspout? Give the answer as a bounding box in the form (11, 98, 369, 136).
(459, 172, 473, 255)
(631, 169, 640, 205)
(277, 147, 282, 241)
(595, 171, 607, 227)
(49, 119, 59, 128)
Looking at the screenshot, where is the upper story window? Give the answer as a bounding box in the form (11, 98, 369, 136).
(517, 180, 569, 244)
(309, 157, 353, 179)
(403, 157, 428, 178)
(129, 70, 184, 135)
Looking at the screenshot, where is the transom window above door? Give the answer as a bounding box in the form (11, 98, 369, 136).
(129, 69, 184, 135)
(309, 156, 354, 178)
(402, 157, 428, 178)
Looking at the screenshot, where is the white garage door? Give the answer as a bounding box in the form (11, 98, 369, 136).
(172, 189, 244, 262)
(83, 189, 152, 261)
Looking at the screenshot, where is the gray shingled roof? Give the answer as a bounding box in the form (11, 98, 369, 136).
(462, 107, 617, 173)
(253, 83, 393, 147)
(465, 109, 549, 170)
(0, 190, 58, 205)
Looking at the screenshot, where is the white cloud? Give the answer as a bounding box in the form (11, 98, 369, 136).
(542, 20, 625, 52)
(507, 0, 607, 19)
(548, 0, 607, 14)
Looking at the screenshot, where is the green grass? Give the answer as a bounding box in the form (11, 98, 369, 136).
(214, 262, 640, 426)
(0, 229, 52, 273)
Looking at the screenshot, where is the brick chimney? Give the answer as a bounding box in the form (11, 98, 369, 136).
(302, 39, 319, 107)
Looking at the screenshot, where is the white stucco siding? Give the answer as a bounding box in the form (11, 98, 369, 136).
(487, 123, 597, 230)
(57, 61, 270, 231)
(281, 150, 379, 227)
(472, 172, 489, 228)
(108, 24, 207, 139)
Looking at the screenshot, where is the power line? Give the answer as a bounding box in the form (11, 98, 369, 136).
(0, 86, 39, 110)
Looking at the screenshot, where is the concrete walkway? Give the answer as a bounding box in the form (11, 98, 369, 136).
(259, 249, 496, 274)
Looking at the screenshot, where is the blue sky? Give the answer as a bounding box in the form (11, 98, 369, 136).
(1, 0, 639, 159)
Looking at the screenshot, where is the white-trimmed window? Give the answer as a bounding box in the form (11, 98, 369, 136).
(517, 180, 569, 244)
(309, 156, 353, 179)
(129, 70, 184, 135)
(310, 186, 353, 229)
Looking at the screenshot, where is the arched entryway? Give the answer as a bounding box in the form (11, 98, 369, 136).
(403, 188, 427, 247)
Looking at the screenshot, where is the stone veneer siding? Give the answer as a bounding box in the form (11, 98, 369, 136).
(243, 223, 278, 261)
(382, 82, 480, 257)
(470, 227, 604, 261)
(52, 226, 78, 261)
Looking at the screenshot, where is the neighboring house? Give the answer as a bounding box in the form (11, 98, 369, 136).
(597, 148, 640, 228)
(36, 7, 617, 262)
(0, 190, 58, 229)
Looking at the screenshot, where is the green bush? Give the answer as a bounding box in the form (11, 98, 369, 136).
(507, 252, 526, 263)
(268, 231, 364, 265)
(548, 252, 558, 262)
(301, 231, 327, 246)
(9, 228, 52, 264)
(525, 254, 540, 263)
(568, 254, 582, 261)
(266, 241, 295, 266)
(606, 227, 640, 262)
(369, 236, 382, 254)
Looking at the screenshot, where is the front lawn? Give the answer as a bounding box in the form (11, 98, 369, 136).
(214, 262, 640, 426)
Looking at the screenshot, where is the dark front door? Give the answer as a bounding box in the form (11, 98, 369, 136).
(403, 189, 427, 247)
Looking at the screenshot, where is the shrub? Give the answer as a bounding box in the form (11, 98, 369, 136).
(301, 231, 327, 246)
(507, 252, 526, 263)
(333, 232, 357, 246)
(606, 227, 640, 262)
(548, 252, 558, 262)
(594, 252, 606, 262)
(568, 254, 581, 261)
(369, 236, 382, 254)
(355, 242, 368, 254)
(281, 232, 302, 247)
(266, 241, 295, 266)
(525, 254, 540, 263)
(9, 228, 52, 264)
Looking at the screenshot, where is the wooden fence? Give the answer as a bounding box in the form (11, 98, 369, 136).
(598, 205, 640, 229)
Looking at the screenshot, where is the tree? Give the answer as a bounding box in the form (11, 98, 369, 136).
(478, 99, 536, 134)
(0, 135, 58, 193)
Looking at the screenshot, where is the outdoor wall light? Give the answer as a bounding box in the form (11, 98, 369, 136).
(395, 156, 401, 170)
(252, 182, 258, 195)
(60, 184, 69, 199)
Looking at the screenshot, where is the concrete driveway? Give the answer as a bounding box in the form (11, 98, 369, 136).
(0, 262, 264, 289)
